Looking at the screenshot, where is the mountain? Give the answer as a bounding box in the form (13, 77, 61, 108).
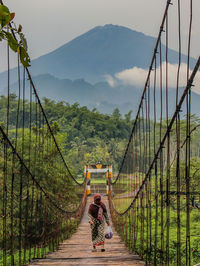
(6, 73, 200, 118)
(28, 24, 194, 82)
(6, 74, 141, 115)
(0, 24, 198, 116)
(0, 24, 196, 86)
(30, 24, 157, 82)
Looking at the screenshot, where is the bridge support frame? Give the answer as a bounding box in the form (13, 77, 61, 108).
(84, 164, 112, 196)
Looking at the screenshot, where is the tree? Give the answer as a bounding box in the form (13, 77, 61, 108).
(112, 108, 121, 120)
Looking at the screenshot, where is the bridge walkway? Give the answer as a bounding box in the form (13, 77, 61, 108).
(29, 196, 144, 265)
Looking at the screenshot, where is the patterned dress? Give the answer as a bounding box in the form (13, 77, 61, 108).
(88, 203, 110, 246)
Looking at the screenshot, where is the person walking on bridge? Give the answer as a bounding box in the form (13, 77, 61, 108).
(88, 193, 110, 252)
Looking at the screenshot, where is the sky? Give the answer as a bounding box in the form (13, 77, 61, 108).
(4, 0, 199, 61)
(1, 0, 199, 91)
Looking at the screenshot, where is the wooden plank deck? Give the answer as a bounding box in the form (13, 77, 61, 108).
(30, 196, 145, 266)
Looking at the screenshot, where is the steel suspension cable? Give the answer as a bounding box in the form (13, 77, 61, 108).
(0, 124, 86, 216)
(110, 56, 200, 217)
(0, 0, 83, 186)
(185, 1, 193, 264)
(111, 0, 172, 185)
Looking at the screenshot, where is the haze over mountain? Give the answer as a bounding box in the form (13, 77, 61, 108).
(0, 24, 198, 116)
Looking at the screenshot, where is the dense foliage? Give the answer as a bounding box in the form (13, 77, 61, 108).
(41, 97, 134, 173)
(0, 95, 133, 175)
(0, 4, 30, 67)
(1, 94, 200, 265)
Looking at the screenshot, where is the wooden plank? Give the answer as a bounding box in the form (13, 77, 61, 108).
(29, 196, 145, 265)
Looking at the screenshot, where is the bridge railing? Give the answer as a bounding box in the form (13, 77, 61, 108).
(0, 3, 87, 266)
(109, 1, 200, 265)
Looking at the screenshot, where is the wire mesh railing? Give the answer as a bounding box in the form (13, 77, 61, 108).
(109, 0, 200, 265)
(0, 2, 86, 265)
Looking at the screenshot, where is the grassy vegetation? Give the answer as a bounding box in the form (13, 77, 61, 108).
(76, 177, 107, 184)
(0, 217, 78, 265)
(111, 170, 200, 265)
(0, 246, 50, 266)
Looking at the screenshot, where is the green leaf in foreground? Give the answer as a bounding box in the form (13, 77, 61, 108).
(4, 31, 18, 52)
(0, 31, 5, 41)
(19, 32, 28, 51)
(0, 4, 11, 27)
(18, 46, 31, 67)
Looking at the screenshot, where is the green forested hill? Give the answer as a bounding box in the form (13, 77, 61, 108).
(41, 97, 133, 174)
(1, 94, 200, 178)
(0, 94, 133, 174)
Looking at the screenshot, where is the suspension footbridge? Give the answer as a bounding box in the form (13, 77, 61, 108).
(0, 0, 200, 265)
(29, 196, 144, 266)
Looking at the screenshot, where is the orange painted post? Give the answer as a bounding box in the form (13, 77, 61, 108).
(106, 170, 109, 195)
(86, 167, 91, 196)
(106, 165, 113, 196)
(109, 165, 113, 196)
(84, 165, 87, 178)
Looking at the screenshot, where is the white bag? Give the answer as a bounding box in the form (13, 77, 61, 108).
(105, 226, 113, 239)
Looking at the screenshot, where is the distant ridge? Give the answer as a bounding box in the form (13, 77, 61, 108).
(6, 73, 200, 117)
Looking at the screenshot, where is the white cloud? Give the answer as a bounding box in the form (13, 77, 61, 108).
(114, 62, 200, 93)
(104, 74, 117, 87)
(115, 66, 146, 87)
